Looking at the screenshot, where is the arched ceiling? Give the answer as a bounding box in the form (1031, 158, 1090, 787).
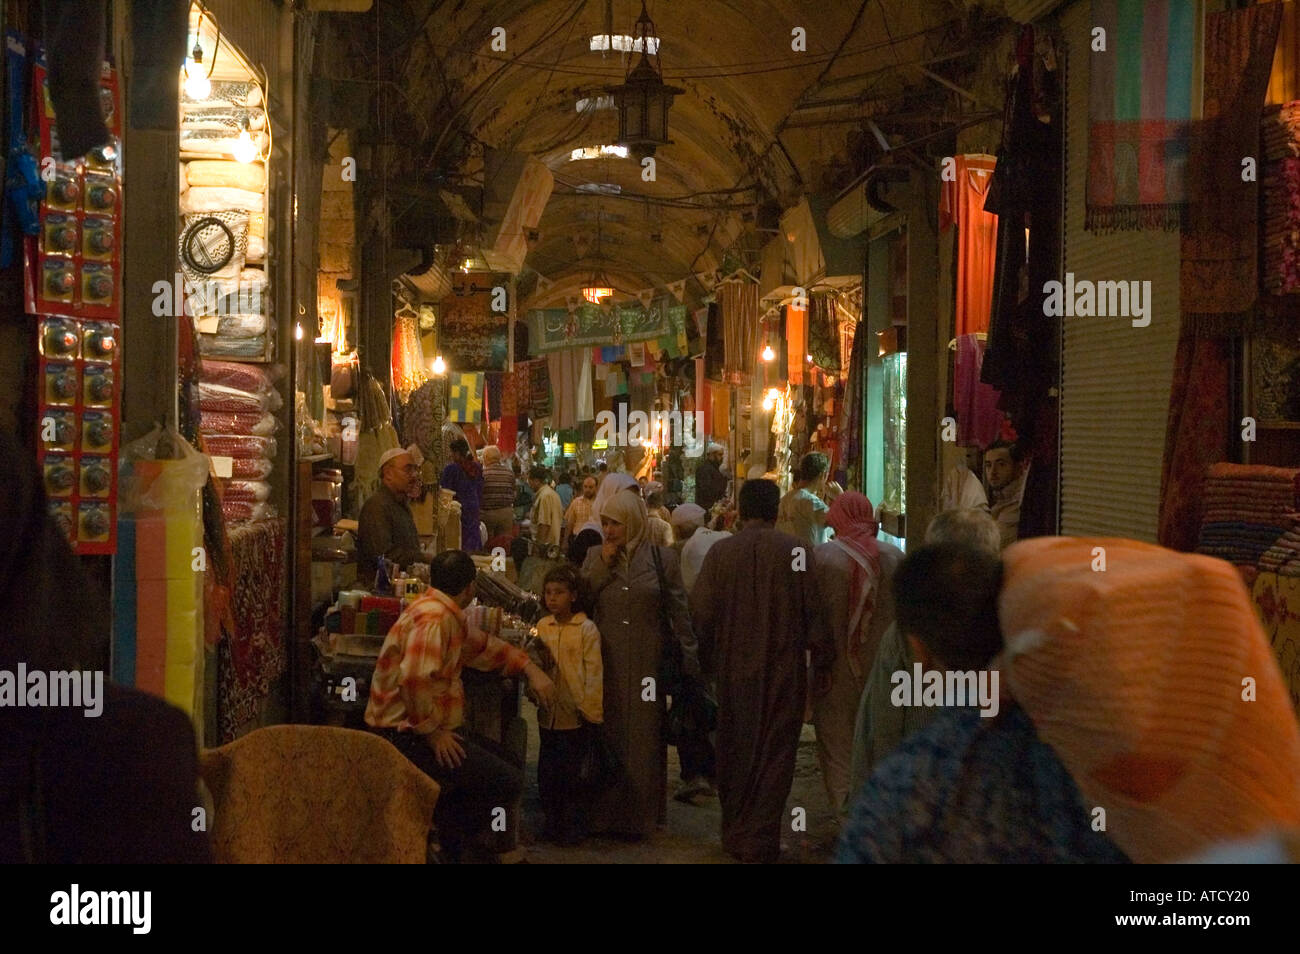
(377, 0, 1004, 306)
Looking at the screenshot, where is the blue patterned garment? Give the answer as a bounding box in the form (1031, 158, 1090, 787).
(835, 703, 1130, 864)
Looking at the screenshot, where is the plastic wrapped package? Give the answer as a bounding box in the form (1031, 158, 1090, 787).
(200, 410, 278, 436)
(180, 186, 265, 215)
(221, 499, 276, 522)
(199, 359, 277, 393)
(223, 479, 271, 503)
(230, 457, 273, 479)
(213, 314, 267, 338)
(202, 434, 276, 459)
(199, 381, 272, 413)
(185, 157, 267, 191)
(199, 334, 267, 359)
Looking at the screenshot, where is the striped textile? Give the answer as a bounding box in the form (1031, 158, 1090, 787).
(1086, 0, 1195, 231)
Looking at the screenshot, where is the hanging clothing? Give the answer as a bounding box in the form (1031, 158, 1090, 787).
(954, 334, 1003, 449)
(689, 523, 832, 863)
(984, 27, 1063, 540)
(545, 348, 594, 431)
(940, 155, 998, 338)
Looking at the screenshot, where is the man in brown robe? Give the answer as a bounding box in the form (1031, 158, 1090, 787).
(690, 478, 832, 863)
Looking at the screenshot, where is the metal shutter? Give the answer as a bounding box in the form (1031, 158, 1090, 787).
(1058, 0, 1192, 541)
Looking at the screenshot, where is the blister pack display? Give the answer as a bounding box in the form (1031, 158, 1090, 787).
(24, 58, 122, 320)
(34, 316, 121, 553)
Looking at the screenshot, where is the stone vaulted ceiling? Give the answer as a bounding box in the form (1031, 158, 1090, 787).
(370, 0, 998, 305)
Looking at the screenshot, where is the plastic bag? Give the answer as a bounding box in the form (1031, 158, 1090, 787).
(118, 425, 210, 514)
(221, 499, 276, 522)
(199, 359, 277, 394)
(200, 410, 278, 436)
(203, 434, 276, 459)
(223, 480, 271, 503)
(230, 457, 273, 479)
(199, 381, 271, 413)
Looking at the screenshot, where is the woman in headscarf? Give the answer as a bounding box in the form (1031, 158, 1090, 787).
(581, 489, 700, 837)
(813, 491, 905, 813)
(577, 471, 639, 538)
(439, 437, 484, 552)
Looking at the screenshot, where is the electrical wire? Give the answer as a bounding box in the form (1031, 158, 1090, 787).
(415, 19, 951, 81)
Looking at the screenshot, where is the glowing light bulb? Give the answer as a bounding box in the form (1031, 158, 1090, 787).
(233, 130, 257, 163)
(761, 344, 775, 362)
(762, 393, 776, 412)
(432, 355, 446, 375)
(294, 323, 304, 340)
(184, 70, 211, 101)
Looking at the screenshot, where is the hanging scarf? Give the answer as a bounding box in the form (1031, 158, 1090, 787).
(827, 491, 882, 677)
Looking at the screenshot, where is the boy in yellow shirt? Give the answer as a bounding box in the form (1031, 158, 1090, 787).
(533, 564, 603, 844)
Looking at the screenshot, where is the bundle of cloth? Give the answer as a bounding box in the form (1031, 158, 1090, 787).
(181, 81, 269, 360)
(180, 81, 268, 160)
(198, 360, 281, 522)
(1195, 461, 1300, 582)
(1261, 103, 1300, 295)
(999, 536, 1300, 863)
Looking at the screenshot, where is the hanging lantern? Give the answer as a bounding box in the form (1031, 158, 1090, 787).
(607, 1, 683, 159)
(581, 268, 614, 304)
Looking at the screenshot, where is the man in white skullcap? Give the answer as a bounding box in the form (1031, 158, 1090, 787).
(357, 446, 425, 576)
(694, 442, 728, 511)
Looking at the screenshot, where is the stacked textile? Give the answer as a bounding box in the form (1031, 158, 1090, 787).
(1196, 462, 1300, 578)
(1261, 104, 1300, 294)
(1258, 525, 1300, 576)
(180, 81, 271, 360)
(199, 360, 281, 522)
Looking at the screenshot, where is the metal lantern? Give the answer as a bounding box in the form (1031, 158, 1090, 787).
(609, 1, 683, 158)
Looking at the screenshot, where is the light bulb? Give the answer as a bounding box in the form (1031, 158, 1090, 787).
(761, 344, 775, 362)
(233, 130, 257, 163)
(294, 323, 304, 340)
(184, 71, 211, 101)
(762, 394, 775, 412)
(432, 355, 446, 375)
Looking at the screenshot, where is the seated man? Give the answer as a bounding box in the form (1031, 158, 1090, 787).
(357, 447, 425, 576)
(836, 542, 1128, 864)
(366, 550, 555, 862)
(983, 440, 1027, 547)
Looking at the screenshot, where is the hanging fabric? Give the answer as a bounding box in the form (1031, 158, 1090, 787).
(954, 334, 1004, 449)
(1085, 0, 1194, 231)
(940, 155, 998, 337)
(1181, 1, 1283, 335)
(786, 305, 808, 386)
(546, 347, 595, 430)
(391, 310, 427, 403)
(719, 280, 758, 377)
(807, 295, 841, 371)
